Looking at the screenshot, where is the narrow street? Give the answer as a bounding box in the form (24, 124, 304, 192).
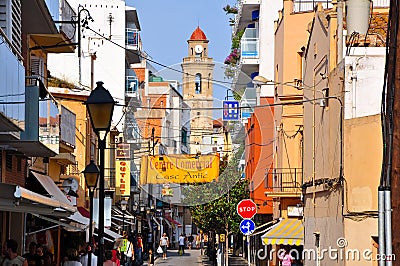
(152, 249, 202, 266)
(142, 248, 248, 266)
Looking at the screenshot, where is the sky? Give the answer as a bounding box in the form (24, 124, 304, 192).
(127, 0, 237, 117)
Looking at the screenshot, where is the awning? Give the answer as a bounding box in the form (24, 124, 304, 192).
(32, 213, 85, 232)
(164, 215, 182, 227)
(112, 206, 135, 219)
(68, 211, 89, 226)
(5, 140, 57, 157)
(31, 171, 72, 205)
(0, 183, 75, 216)
(105, 228, 123, 240)
(261, 219, 304, 246)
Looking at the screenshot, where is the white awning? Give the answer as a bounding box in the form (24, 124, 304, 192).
(0, 183, 76, 215)
(31, 171, 72, 205)
(68, 211, 90, 225)
(111, 216, 135, 225)
(104, 228, 123, 240)
(32, 213, 85, 232)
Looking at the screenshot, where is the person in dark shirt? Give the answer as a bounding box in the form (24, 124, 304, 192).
(23, 242, 39, 266)
(35, 246, 44, 266)
(147, 249, 154, 266)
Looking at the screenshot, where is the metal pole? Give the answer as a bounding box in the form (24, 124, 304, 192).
(97, 138, 106, 266)
(337, 0, 343, 62)
(247, 235, 250, 266)
(384, 189, 392, 266)
(88, 190, 94, 266)
(121, 212, 125, 265)
(378, 187, 385, 266)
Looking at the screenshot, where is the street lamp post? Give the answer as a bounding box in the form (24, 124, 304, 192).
(120, 199, 128, 265)
(85, 81, 116, 266)
(83, 160, 100, 266)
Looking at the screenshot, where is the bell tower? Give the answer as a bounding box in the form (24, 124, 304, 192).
(181, 27, 215, 154)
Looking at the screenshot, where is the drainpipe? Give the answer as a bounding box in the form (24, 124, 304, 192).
(384, 188, 392, 266)
(337, 0, 344, 63)
(351, 63, 357, 118)
(378, 187, 385, 266)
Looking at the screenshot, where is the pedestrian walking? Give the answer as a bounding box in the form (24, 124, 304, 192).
(134, 234, 143, 264)
(147, 249, 154, 266)
(187, 234, 194, 250)
(195, 234, 200, 249)
(111, 249, 120, 266)
(178, 234, 185, 255)
(79, 245, 97, 266)
(278, 246, 294, 266)
(1, 239, 28, 266)
(103, 250, 116, 266)
(22, 242, 39, 266)
(63, 248, 82, 266)
(159, 233, 169, 260)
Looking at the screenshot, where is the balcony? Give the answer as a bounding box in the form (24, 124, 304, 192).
(233, 0, 261, 35)
(241, 28, 259, 59)
(0, 29, 25, 133)
(126, 28, 142, 64)
(240, 85, 257, 120)
(293, 0, 333, 12)
(22, 0, 76, 53)
(46, 0, 77, 44)
(232, 28, 260, 91)
(125, 76, 141, 107)
(264, 168, 302, 198)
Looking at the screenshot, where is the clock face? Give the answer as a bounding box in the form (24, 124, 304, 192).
(195, 45, 203, 54)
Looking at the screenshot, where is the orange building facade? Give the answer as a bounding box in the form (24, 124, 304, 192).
(245, 97, 274, 218)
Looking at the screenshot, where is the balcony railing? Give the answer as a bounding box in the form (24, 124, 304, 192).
(240, 28, 259, 58)
(126, 28, 140, 49)
(265, 168, 302, 193)
(293, 0, 332, 12)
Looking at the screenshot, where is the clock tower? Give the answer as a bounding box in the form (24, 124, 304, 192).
(182, 27, 215, 154)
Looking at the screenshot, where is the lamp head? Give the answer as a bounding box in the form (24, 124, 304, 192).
(252, 75, 272, 86)
(84, 81, 116, 138)
(83, 160, 100, 189)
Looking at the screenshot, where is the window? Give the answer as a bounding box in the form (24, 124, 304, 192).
(17, 157, 22, 172)
(6, 153, 12, 170)
(195, 73, 201, 94)
(181, 128, 188, 146)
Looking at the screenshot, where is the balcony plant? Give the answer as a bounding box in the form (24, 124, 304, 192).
(223, 4, 238, 14)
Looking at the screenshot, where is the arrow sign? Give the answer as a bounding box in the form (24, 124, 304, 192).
(239, 219, 255, 236)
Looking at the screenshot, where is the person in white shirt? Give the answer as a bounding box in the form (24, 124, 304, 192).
(178, 234, 185, 255)
(79, 246, 97, 266)
(159, 233, 169, 260)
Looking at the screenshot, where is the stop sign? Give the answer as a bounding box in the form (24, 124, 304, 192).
(237, 199, 257, 219)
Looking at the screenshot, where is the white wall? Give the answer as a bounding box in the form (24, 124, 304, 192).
(48, 0, 126, 131)
(258, 0, 282, 97)
(344, 47, 385, 119)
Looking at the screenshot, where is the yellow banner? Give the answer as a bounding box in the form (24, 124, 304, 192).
(116, 160, 130, 196)
(140, 154, 219, 184)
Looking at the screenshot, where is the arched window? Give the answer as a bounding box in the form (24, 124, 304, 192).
(195, 73, 201, 94)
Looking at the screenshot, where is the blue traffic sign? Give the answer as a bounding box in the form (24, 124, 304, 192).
(240, 219, 256, 235)
(223, 100, 240, 121)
